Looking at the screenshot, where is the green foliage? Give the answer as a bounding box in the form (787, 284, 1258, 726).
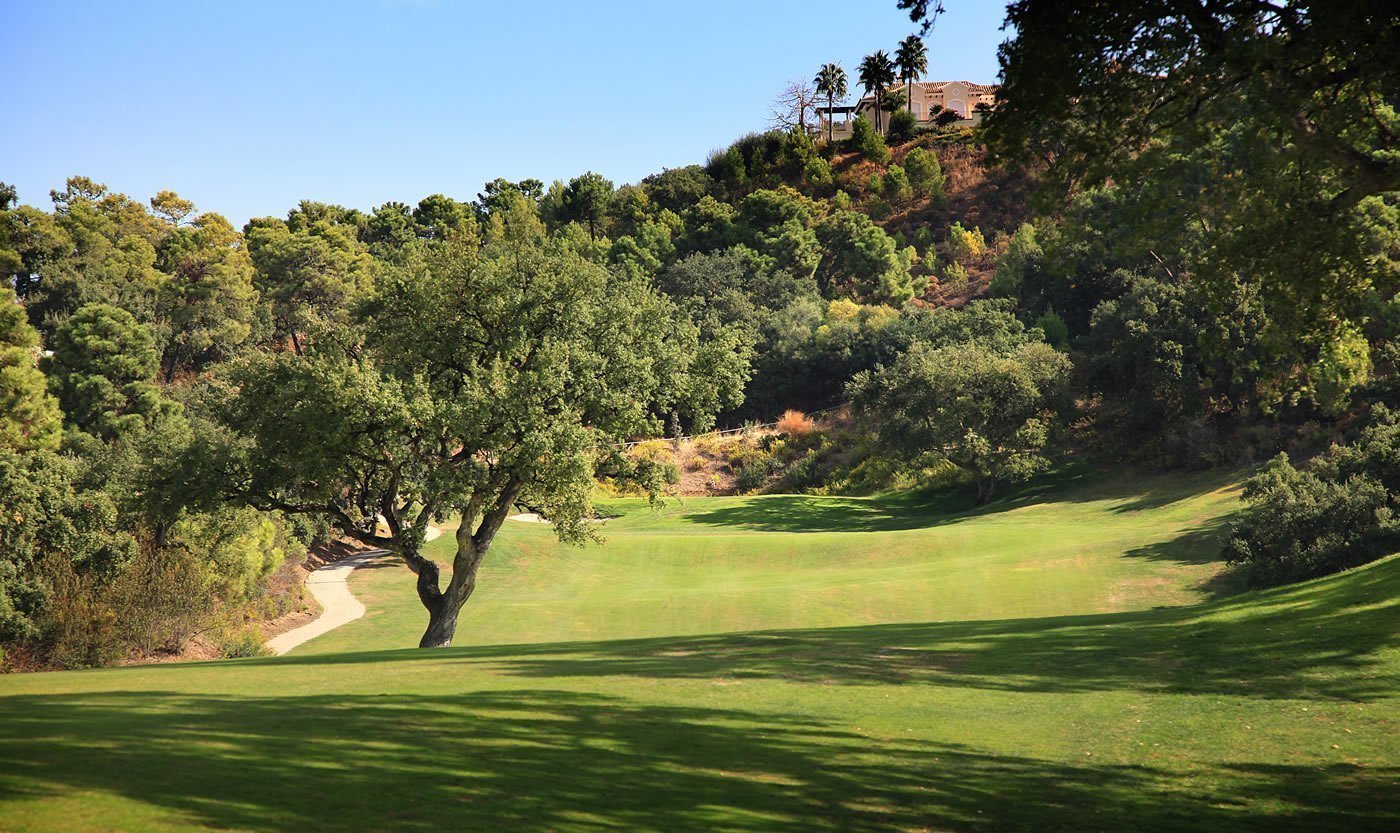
(1033, 307, 1069, 349)
(217, 221, 747, 645)
(946, 221, 986, 262)
(987, 2, 1399, 409)
(852, 335, 1072, 504)
(816, 211, 921, 305)
(641, 166, 716, 214)
(1308, 324, 1372, 416)
(901, 147, 944, 203)
(989, 222, 1040, 298)
(559, 172, 614, 240)
(912, 226, 934, 256)
(881, 164, 912, 203)
(412, 194, 477, 241)
(732, 188, 822, 280)
(1228, 407, 1400, 586)
(42, 303, 169, 440)
(887, 109, 918, 143)
(802, 157, 834, 192)
(1086, 276, 1206, 429)
(246, 215, 375, 350)
(941, 261, 969, 295)
(847, 116, 889, 164)
(903, 299, 1037, 354)
(473, 178, 543, 221)
(0, 288, 61, 454)
(156, 212, 257, 376)
(0, 452, 68, 642)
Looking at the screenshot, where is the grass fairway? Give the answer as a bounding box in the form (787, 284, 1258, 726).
(1, 470, 1396, 831)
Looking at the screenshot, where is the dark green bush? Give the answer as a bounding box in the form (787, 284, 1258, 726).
(887, 110, 918, 143)
(847, 117, 889, 164)
(1226, 407, 1400, 586)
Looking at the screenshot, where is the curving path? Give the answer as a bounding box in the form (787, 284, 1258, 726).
(265, 526, 442, 655)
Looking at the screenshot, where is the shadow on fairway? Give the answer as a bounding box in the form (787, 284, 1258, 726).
(0, 687, 1394, 832)
(684, 466, 1238, 534)
(224, 555, 1400, 707)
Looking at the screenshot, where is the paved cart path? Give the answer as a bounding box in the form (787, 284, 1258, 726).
(266, 526, 441, 655)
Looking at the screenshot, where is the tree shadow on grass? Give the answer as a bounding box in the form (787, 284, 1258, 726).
(261, 556, 1399, 702)
(1121, 516, 1252, 599)
(0, 688, 1393, 832)
(683, 465, 1239, 534)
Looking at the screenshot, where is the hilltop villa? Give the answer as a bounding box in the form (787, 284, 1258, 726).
(817, 80, 999, 138)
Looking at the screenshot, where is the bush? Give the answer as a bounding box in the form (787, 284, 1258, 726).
(35, 554, 123, 669)
(990, 223, 1041, 298)
(1034, 307, 1070, 348)
(947, 222, 987, 262)
(1226, 407, 1400, 586)
(942, 262, 970, 294)
(913, 226, 934, 255)
(887, 109, 918, 143)
(803, 157, 834, 192)
(218, 627, 271, 658)
(848, 116, 890, 164)
(882, 165, 913, 203)
(903, 148, 945, 204)
(776, 409, 816, 436)
(935, 109, 962, 127)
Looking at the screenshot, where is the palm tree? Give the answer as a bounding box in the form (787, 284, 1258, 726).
(858, 50, 897, 133)
(813, 63, 848, 145)
(895, 35, 928, 118)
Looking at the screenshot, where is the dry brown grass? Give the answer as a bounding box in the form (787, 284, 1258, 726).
(776, 409, 816, 437)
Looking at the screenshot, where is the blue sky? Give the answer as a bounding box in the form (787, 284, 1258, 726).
(2, 1, 1010, 225)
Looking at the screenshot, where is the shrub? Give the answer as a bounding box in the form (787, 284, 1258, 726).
(942, 262, 970, 294)
(887, 109, 918, 143)
(913, 226, 934, 255)
(882, 165, 913, 203)
(1034, 307, 1070, 348)
(691, 433, 721, 456)
(734, 453, 784, 493)
(218, 627, 271, 658)
(848, 116, 890, 164)
(947, 222, 987, 262)
(35, 554, 123, 669)
(990, 223, 1041, 298)
(1226, 407, 1400, 586)
(113, 544, 219, 657)
(803, 157, 834, 191)
(776, 409, 816, 436)
(903, 148, 945, 204)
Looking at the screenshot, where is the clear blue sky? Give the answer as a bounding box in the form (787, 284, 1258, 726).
(2, 1, 1010, 226)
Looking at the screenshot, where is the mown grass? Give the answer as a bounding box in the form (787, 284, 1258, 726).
(306, 467, 1244, 654)
(0, 469, 1395, 832)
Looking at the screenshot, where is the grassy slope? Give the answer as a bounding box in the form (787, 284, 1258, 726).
(0, 470, 1396, 832)
(307, 468, 1242, 654)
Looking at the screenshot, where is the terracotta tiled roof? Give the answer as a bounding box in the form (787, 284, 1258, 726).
(916, 80, 999, 94)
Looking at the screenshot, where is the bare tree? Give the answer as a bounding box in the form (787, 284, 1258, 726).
(769, 80, 820, 133)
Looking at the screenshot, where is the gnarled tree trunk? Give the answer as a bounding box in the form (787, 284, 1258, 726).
(405, 480, 522, 648)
